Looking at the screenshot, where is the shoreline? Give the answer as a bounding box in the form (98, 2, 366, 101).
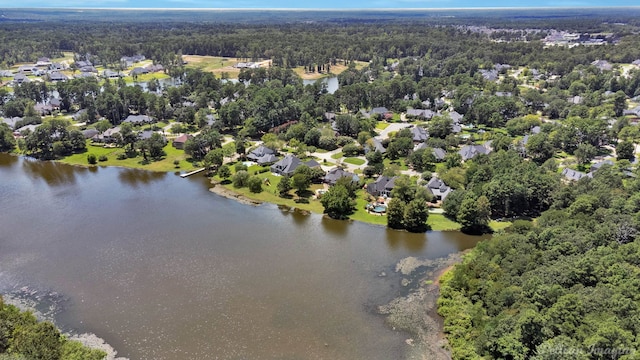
(208, 179, 263, 206)
(4, 151, 473, 230)
(379, 252, 466, 360)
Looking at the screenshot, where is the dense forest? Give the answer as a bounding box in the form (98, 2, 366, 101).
(438, 163, 640, 359)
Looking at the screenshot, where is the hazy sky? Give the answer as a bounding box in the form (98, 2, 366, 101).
(6, 0, 640, 8)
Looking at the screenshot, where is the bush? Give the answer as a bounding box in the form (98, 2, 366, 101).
(234, 163, 248, 172)
(87, 154, 97, 164)
(232, 170, 250, 188)
(116, 153, 127, 160)
(247, 176, 263, 193)
(98, 155, 108, 162)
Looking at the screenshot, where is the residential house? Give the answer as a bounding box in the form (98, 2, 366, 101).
(48, 63, 65, 71)
(1, 117, 22, 130)
(413, 143, 446, 161)
(0, 70, 12, 77)
(75, 60, 92, 68)
(146, 64, 164, 73)
(366, 138, 386, 154)
(562, 168, 592, 181)
(459, 144, 492, 161)
(92, 127, 121, 143)
(366, 176, 397, 197)
(363, 107, 393, 120)
(324, 112, 336, 122)
(121, 55, 146, 67)
(34, 103, 55, 116)
(15, 124, 41, 134)
(568, 96, 583, 105)
(36, 57, 51, 67)
(82, 129, 100, 139)
(410, 125, 429, 143)
(323, 167, 359, 186)
(432, 147, 446, 162)
(591, 60, 613, 71)
(130, 67, 149, 76)
(71, 109, 87, 121)
(494, 63, 512, 72)
(75, 72, 96, 79)
(172, 134, 192, 149)
(448, 111, 463, 124)
(270, 154, 319, 176)
(103, 70, 124, 79)
(623, 106, 640, 118)
(205, 114, 216, 126)
(139, 130, 166, 141)
(80, 66, 98, 73)
(480, 69, 499, 81)
(633, 59, 640, 67)
(247, 145, 277, 165)
(590, 159, 614, 172)
(425, 176, 452, 201)
(123, 115, 153, 125)
(406, 108, 435, 120)
(13, 73, 29, 84)
(47, 72, 68, 82)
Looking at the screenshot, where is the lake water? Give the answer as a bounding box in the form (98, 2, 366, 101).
(0, 153, 482, 359)
(303, 76, 339, 94)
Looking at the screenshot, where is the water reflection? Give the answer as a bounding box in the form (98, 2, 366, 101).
(117, 168, 166, 188)
(385, 228, 426, 252)
(278, 205, 311, 227)
(21, 158, 81, 186)
(320, 216, 350, 237)
(0, 153, 18, 168)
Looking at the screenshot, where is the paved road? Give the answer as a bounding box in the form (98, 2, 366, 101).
(375, 122, 412, 140)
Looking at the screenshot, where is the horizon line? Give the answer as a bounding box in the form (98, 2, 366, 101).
(3, 6, 640, 11)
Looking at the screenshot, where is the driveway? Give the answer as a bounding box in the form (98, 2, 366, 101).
(375, 122, 412, 140)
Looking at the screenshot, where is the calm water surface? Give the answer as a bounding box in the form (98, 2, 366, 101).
(0, 153, 482, 359)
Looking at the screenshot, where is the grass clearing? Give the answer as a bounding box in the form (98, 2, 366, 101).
(344, 157, 365, 166)
(428, 213, 462, 231)
(376, 122, 390, 130)
(60, 141, 195, 172)
(331, 152, 344, 159)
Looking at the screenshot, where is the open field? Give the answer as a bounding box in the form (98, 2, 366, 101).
(60, 142, 196, 172)
(182, 55, 271, 78)
(292, 61, 368, 80)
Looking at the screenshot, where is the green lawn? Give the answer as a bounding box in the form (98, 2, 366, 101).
(428, 213, 462, 231)
(60, 141, 195, 172)
(124, 72, 170, 84)
(331, 152, 344, 159)
(343, 157, 365, 166)
(213, 165, 325, 214)
(376, 122, 390, 130)
(489, 220, 512, 231)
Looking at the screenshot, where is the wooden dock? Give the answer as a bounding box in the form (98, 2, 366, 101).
(180, 168, 206, 178)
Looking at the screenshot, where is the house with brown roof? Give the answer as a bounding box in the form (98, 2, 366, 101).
(172, 134, 192, 149)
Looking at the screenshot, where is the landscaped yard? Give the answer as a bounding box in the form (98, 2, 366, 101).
(376, 122, 391, 130)
(343, 157, 365, 166)
(60, 141, 195, 172)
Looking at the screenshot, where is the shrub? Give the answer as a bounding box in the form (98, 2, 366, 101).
(248, 176, 263, 193)
(232, 170, 250, 188)
(87, 154, 97, 164)
(234, 163, 248, 172)
(98, 155, 108, 162)
(116, 153, 127, 160)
